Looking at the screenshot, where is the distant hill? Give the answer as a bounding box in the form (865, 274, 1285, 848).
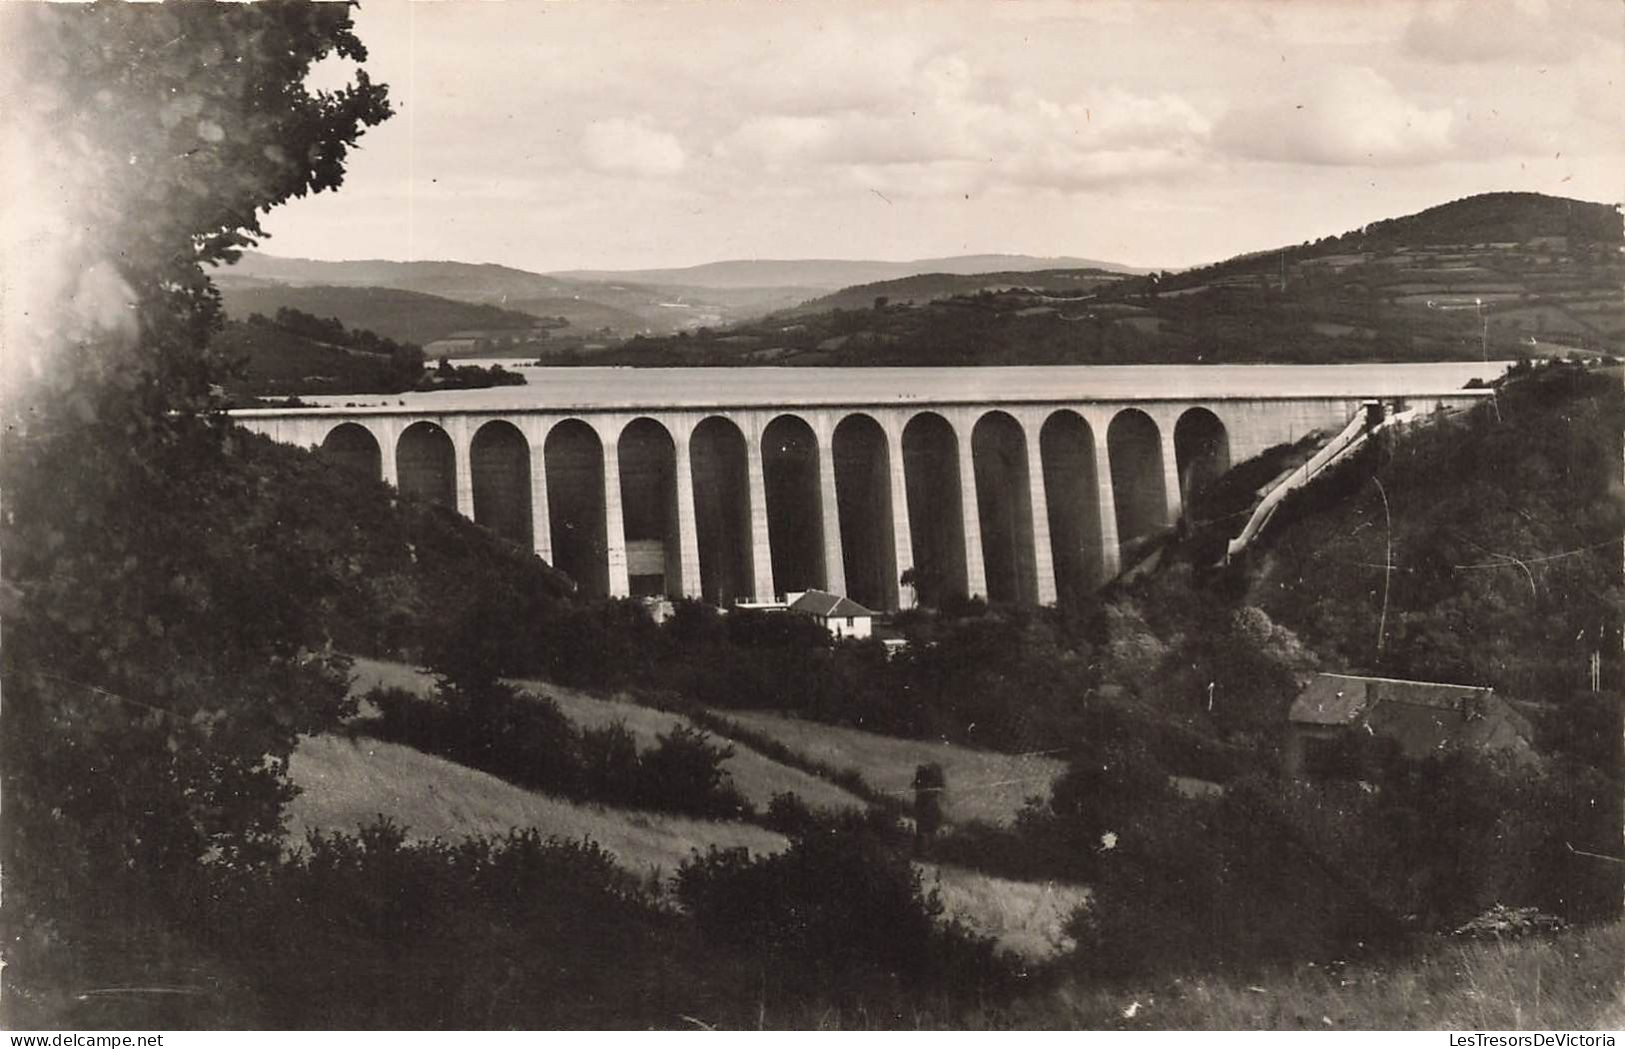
(215, 252, 822, 337)
(599, 192, 1623, 368)
(216, 251, 1147, 339)
(794, 268, 1128, 314)
(214, 319, 414, 398)
(1346, 191, 1620, 252)
(218, 284, 552, 347)
(1181, 191, 1621, 283)
(219, 252, 580, 301)
(551, 254, 1147, 290)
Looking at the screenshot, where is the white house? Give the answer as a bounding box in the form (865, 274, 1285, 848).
(787, 589, 875, 640)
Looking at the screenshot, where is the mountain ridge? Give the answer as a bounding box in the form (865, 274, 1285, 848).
(550, 254, 1149, 289)
(597, 191, 1623, 368)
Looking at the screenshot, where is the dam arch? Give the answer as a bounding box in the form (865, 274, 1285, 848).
(690, 416, 754, 605)
(1174, 407, 1231, 513)
(1107, 408, 1168, 560)
(761, 413, 827, 595)
(397, 421, 456, 508)
(320, 422, 382, 481)
(617, 417, 682, 598)
(544, 419, 610, 597)
(832, 413, 898, 612)
(1039, 410, 1103, 600)
(471, 420, 533, 547)
(900, 411, 968, 606)
(971, 411, 1038, 605)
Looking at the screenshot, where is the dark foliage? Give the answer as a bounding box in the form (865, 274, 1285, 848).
(1257, 364, 1624, 706)
(676, 826, 1012, 999)
(23, 818, 1029, 1029)
(637, 724, 751, 819)
(764, 791, 821, 837)
(217, 319, 425, 399)
(363, 683, 752, 820)
(2, 0, 395, 1023)
(223, 310, 526, 398)
(427, 358, 528, 390)
(222, 307, 425, 396)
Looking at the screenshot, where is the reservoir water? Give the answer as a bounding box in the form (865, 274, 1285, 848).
(302, 361, 1515, 413)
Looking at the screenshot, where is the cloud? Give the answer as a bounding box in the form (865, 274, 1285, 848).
(1402, 0, 1614, 65)
(581, 117, 686, 176)
(258, 0, 1625, 272)
(1212, 67, 1455, 167)
(717, 52, 1212, 195)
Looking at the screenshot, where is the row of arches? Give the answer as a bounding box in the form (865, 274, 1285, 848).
(320, 406, 1230, 608)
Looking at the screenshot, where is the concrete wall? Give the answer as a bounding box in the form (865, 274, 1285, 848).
(822, 613, 873, 641)
(240, 391, 1489, 610)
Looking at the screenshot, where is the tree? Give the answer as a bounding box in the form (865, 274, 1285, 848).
(5, 0, 391, 426)
(0, 2, 394, 1004)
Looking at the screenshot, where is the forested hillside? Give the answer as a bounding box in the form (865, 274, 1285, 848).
(1245, 363, 1623, 734)
(218, 283, 556, 346)
(790, 267, 1125, 313)
(215, 309, 525, 399)
(218, 251, 824, 340)
(601, 193, 1622, 367)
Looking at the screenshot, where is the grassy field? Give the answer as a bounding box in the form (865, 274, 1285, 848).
(1010, 922, 1625, 1030)
(287, 734, 786, 885)
(920, 865, 1088, 962)
(716, 709, 1066, 826)
(350, 658, 1064, 825)
(287, 732, 1087, 961)
(346, 658, 867, 815)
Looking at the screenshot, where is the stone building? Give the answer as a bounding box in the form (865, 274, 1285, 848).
(1282, 673, 1534, 780)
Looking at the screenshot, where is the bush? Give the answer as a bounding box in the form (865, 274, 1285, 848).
(675, 826, 1008, 995)
(363, 686, 753, 821)
(636, 725, 751, 819)
(1453, 904, 1566, 941)
(176, 820, 734, 1028)
(764, 791, 818, 837)
(579, 722, 641, 805)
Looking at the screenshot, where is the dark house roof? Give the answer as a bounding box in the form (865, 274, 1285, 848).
(789, 590, 875, 618)
(1289, 673, 1533, 762)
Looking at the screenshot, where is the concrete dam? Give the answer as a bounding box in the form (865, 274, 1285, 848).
(231, 363, 1503, 611)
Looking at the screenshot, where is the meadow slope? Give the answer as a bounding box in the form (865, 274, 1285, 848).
(350, 657, 1065, 826)
(1011, 923, 1625, 1030)
(716, 708, 1066, 826)
(287, 733, 787, 882)
(348, 658, 868, 815)
(287, 732, 1089, 961)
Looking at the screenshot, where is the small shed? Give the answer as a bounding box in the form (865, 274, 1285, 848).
(1283, 672, 1534, 779)
(787, 589, 875, 640)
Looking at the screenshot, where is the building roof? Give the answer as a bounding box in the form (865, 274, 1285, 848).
(789, 589, 875, 618)
(1289, 673, 1493, 726)
(1289, 673, 1533, 762)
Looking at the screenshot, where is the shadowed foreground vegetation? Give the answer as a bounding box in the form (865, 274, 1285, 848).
(1007, 921, 1625, 1031)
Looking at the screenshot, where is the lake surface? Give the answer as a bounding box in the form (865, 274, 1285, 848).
(300, 362, 1513, 413)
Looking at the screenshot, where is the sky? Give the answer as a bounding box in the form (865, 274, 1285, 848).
(260, 0, 1625, 273)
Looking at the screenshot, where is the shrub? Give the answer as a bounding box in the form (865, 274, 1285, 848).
(363, 687, 753, 821)
(636, 726, 751, 820)
(1453, 904, 1566, 941)
(675, 827, 1008, 994)
(764, 791, 818, 837)
(579, 722, 641, 806)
